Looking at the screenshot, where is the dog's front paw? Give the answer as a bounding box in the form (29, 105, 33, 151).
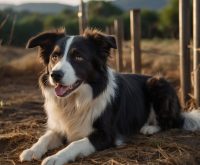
(140, 125, 160, 135)
(20, 148, 42, 162)
(41, 155, 67, 165)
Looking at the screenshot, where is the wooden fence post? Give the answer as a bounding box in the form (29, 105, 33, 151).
(78, 0, 87, 34)
(114, 18, 123, 72)
(8, 15, 16, 45)
(193, 0, 200, 107)
(130, 9, 141, 74)
(0, 15, 9, 32)
(110, 25, 115, 35)
(105, 26, 110, 34)
(179, 0, 191, 106)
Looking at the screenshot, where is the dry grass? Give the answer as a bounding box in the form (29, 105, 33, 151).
(1, 40, 200, 165)
(0, 46, 42, 78)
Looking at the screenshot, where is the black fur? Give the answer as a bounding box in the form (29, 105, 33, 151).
(89, 74, 185, 151)
(146, 77, 184, 130)
(26, 30, 65, 64)
(89, 74, 151, 150)
(31, 29, 185, 153)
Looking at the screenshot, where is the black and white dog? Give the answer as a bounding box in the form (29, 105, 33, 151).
(20, 28, 200, 165)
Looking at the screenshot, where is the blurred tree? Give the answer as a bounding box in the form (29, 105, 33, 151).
(89, 16, 109, 30)
(44, 15, 65, 29)
(61, 8, 76, 16)
(0, 0, 193, 46)
(88, 1, 122, 17)
(0, 13, 13, 45)
(122, 10, 160, 40)
(64, 19, 79, 35)
(141, 10, 160, 38)
(159, 0, 179, 38)
(13, 15, 43, 46)
(122, 12, 130, 40)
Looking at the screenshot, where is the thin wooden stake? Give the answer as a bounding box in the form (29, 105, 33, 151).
(130, 9, 141, 74)
(8, 15, 16, 45)
(114, 18, 123, 72)
(179, 0, 191, 106)
(105, 26, 110, 34)
(193, 0, 200, 107)
(0, 15, 9, 31)
(78, 0, 87, 34)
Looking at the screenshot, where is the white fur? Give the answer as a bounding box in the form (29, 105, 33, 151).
(45, 68, 116, 142)
(140, 107, 160, 135)
(49, 36, 78, 86)
(182, 109, 200, 131)
(20, 68, 117, 164)
(115, 136, 125, 146)
(20, 130, 62, 162)
(41, 137, 95, 165)
(146, 107, 158, 125)
(140, 125, 161, 135)
(44, 85, 94, 141)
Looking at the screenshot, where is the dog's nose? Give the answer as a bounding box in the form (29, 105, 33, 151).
(51, 70, 64, 82)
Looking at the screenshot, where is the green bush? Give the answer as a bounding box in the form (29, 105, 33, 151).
(159, 0, 179, 38)
(141, 10, 160, 38)
(14, 15, 43, 46)
(0, 0, 192, 47)
(88, 1, 122, 17)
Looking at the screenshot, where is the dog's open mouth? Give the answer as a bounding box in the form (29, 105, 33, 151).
(55, 80, 83, 97)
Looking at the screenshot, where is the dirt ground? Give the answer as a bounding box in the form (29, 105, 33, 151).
(0, 41, 200, 165)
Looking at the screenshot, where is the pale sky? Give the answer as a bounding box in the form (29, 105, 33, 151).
(0, 0, 86, 6)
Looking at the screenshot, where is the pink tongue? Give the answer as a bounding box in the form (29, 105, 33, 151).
(55, 85, 68, 96)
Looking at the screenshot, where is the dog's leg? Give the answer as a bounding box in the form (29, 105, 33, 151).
(41, 130, 114, 165)
(41, 137, 95, 165)
(140, 107, 161, 135)
(140, 124, 161, 135)
(20, 130, 63, 162)
(146, 76, 184, 130)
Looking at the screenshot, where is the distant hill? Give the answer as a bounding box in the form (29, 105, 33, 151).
(112, 0, 170, 11)
(0, 3, 76, 13)
(0, 0, 170, 13)
(0, 3, 14, 10)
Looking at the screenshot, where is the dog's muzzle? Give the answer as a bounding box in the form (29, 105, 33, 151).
(51, 70, 64, 83)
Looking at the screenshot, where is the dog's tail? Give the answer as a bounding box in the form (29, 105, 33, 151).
(182, 109, 200, 131)
(147, 75, 200, 131)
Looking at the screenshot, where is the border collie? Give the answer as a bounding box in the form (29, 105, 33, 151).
(20, 28, 200, 165)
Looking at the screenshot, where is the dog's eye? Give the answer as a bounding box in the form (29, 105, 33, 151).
(51, 53, 60, 62)
(75, 55, 84, 61)
(71, 49, 84, 62)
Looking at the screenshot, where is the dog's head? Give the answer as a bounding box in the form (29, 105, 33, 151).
(27, 28, 117, 98)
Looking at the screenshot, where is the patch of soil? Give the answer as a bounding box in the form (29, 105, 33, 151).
(1, 74, 200, 165)
(0, 45, 199, 165)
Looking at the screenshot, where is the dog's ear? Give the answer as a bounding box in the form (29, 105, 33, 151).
(83, 29, 117, 65)
(92, 34, 117, 50)
(104, 35, 117, 49)
(83, 29, 117, 60)
(26, 30, 65, 64)
(84, 29, 117, 49)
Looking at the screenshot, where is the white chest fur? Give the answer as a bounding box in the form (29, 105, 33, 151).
(44, 85, 92, 142)
(43, 71, 116, 142)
